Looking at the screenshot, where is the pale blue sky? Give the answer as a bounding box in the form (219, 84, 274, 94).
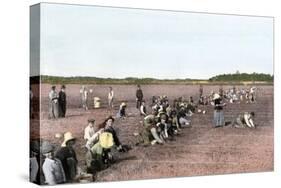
(39, 3, 273, 79)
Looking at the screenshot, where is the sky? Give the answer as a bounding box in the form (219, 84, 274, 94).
(37, 3, 274, 79)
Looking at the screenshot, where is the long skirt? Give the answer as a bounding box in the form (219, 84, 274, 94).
(49, 101, 59, 119)
(213, 110, 224, 127)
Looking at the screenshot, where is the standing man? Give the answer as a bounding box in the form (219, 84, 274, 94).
(80, 86, 89, 110)
(108, 86, 114, 109)
(199, 85, 203, 98)
(219, 85, 224, 97)
(250, 86, 256, 103)
(58, 85, 67, 118)
(136, 85, 143, 109)
(49, 86, 59, 119)
(213, 93, 226, 128)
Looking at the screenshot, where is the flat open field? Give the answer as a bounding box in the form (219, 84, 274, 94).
(31, 84, 274, 182)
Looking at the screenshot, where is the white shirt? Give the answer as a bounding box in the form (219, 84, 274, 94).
(84, 125, 95, 140)
(108, 90, 114, 99)
(140, 105, 146, 115)
(30, 157, 38, 182)
(84, 125, 102, 149)
(244, 113, 255, 128)
(49, 90, 58, 103)
(42, 158, 66, 185)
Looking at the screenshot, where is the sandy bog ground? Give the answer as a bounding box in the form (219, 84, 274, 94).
(31, 84, 274, 182)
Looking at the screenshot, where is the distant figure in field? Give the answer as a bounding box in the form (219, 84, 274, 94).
(80, 86, 89, 110)
(48, 86, 59, 119)
(213, 93, 226, 128)
(219, 85, 224, 98)
(108, 86, 114, 109)
(232, 112, 256, 128)
(250, 86, 257, 103)
(199, 85, 203, 98)
(136, 85, 143, 109)
(58, 85, 67, 118)
(233, 86, 237, 94)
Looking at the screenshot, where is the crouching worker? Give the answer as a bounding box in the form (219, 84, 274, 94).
(156, 113, 168, 142)
(55, 132, 78, 183)
(42, 141, 66, 185)
(140, 100, 147, 116)
(167, 110, 180, 138)
(84, 118, 104, 150)
(137, 110, 164, 146)
(117, 102, 127, 118)
(85, 132, 115, 174)
(86, 116, 129, 174)
(177, 104, 191, 128)
(232, 112, 256, 128)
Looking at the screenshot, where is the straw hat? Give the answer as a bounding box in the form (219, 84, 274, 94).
(41, 141, 54, 154)
(121, 102, 127, 107)
(61, 132, 76, 147)
(99, 132, 114, 149)
(213, 93, 221, 100)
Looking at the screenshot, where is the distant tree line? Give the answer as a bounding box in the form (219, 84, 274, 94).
(40, 75, 204, 85)
(209, 73, 273, 82)
(40, 73, 273, 85)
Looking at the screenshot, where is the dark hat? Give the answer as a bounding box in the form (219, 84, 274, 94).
(88, 118, 95, 123)
(51, 86, 56, 89)
(61, 85, 66, 89)
(250, 112, 255, 117)
(105, 115, 115, 123)
(41, 141, 54, 154)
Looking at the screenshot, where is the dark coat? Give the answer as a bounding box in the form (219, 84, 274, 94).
(136, 89, 143, 100)
(104, 126, 121, 147)
(58, 91, 66, 117)
(55, 147, 77, 182)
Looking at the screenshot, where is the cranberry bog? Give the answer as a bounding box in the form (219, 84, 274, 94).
(31, 84, 273, 182)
